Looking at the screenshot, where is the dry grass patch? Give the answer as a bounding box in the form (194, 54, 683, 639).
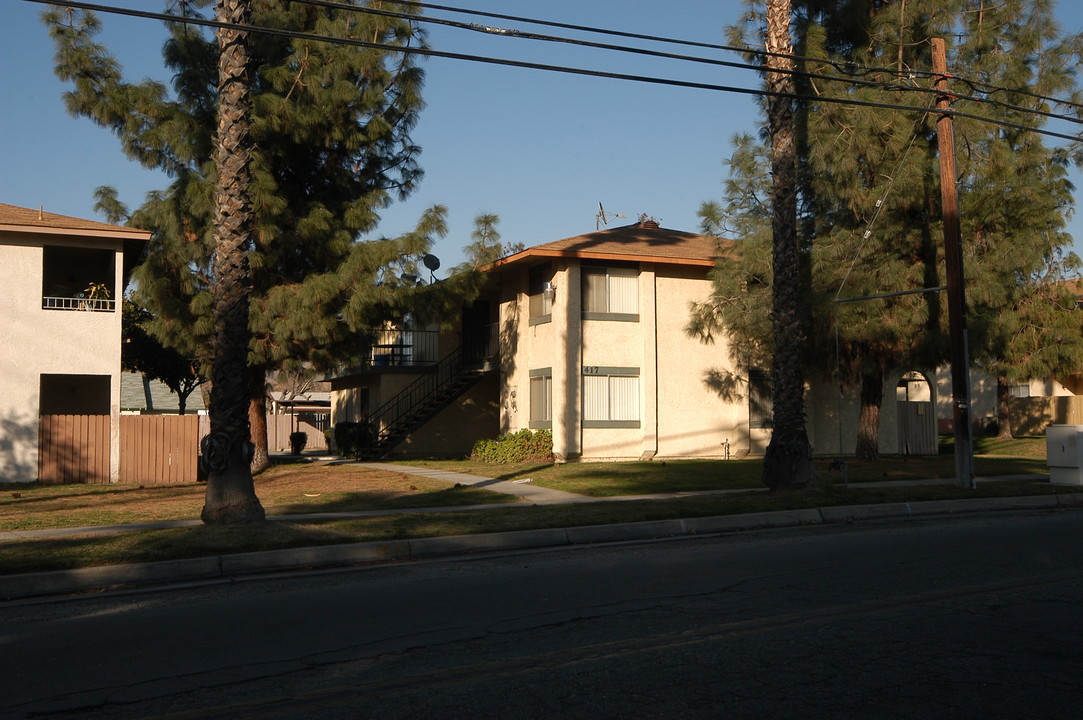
(0, 462, 515, 532)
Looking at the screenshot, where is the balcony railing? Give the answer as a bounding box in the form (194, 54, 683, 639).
(369, 329, 440, 367)
(42, 296, 116, 312)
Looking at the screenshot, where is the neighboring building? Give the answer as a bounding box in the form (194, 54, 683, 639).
(0, 203, 149, 482)
(120, 372, 207, 415)
(330, 219, 934, 460)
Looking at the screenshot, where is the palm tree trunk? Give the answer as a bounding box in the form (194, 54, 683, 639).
(996, 376, 1014, 440)
(762, 0, 816, 490)
(201, 0, 265, 524)
(249, 369, 271, 473)
(855, 368, 883, 461)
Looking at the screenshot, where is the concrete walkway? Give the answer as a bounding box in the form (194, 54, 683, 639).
(357, 462, 595, 504)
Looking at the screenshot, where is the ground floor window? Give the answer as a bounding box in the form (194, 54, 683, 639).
(748, 369, 772, 429)
(529, 368, 552, 429)
(583, 367, 639, 428)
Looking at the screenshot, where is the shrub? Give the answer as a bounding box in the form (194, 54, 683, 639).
(288, 431, 308, 455)
(334, 422, 376, 458)
(470, 429, 554, 463)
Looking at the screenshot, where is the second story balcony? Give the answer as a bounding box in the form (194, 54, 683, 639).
(41, 245, 117, 313)
(369, 328, 441, 367)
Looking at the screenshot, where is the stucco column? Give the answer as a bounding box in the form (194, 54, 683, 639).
(641, 265, 659, 459)
(552, 261, 581, 460)
(109, 252, 123, 482)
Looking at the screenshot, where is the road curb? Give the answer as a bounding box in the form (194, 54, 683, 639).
(2, 494, 1080, 601)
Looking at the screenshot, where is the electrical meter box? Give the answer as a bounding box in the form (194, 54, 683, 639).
(1045, 425, 1083, 486)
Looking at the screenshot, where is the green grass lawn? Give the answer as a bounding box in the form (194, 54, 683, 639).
(0, 435, 1070, 577)
(400, 436, 1051, 497)
(1, 475, 1077, 577)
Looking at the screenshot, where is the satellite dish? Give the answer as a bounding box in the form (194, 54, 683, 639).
(596, 202, 626, 230)
(422, 254, 441, 271)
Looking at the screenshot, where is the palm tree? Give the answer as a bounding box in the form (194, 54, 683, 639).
(762, 0, 815, 490)
(201, 0, 265, 524)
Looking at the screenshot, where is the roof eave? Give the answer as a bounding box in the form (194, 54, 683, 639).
(0, 223, 151, 242)
(483, 246, 718, 271)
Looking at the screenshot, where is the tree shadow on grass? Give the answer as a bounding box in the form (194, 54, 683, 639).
(0, 522, 357, 576)
(270, 486, 515, 515)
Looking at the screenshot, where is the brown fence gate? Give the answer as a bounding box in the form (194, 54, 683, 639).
(120, 414, 200, 484)
(38, 414, 110, 484)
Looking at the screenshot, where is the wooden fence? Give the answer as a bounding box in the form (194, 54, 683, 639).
(1008, 396, 1083, 436)
(120, 414, 200, 484)
(38, 411, 330, 485)
(38, 414, 110, 484)
(265, 412, 330, 452)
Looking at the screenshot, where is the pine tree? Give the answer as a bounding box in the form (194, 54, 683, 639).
(696, 0, 1083, 460)
(123, 298, 206, 414)
(44, 1, 454, 473)
(951, 0, 1083, 438)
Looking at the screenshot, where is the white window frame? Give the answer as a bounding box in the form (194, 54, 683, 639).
(528, 264, 553, 325)
(529, 368, 553, 429)
(582, 266, 639, 321)
(582, 367, 640, 428)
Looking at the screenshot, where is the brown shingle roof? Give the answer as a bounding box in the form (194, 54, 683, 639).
(0, 202, 150, 238)
(493, 222, 728, 269)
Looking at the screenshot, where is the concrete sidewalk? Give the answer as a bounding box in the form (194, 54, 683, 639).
(358, 462, 596, 504)
(1, 465, 1079, 601)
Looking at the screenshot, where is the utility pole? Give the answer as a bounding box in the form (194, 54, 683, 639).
(932, 38, 975, 489)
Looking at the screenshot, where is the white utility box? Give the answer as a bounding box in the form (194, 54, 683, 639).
(1045, 425, 1083, 486)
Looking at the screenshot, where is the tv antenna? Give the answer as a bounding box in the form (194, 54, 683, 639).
(596, 202, 626, 230)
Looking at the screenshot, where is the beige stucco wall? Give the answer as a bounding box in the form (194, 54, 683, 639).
(498, 259, 756, 461)
(0, 234, 124, 482)
(807, 369, 917, 456)
(652, 266, 750, 458)
(934, 365, 997, 432)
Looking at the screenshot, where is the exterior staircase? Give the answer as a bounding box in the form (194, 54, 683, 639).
(360, 341, 493, 459)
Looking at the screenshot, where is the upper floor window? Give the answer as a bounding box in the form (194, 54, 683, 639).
(41, 246, 116, 312)
(528, 263, 553, 325)
(582, 266, 638, 321)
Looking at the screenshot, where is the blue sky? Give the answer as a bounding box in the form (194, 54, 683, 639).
(4, 0, 1083, 273)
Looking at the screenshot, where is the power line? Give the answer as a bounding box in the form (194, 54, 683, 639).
(292, 0, 1083, 127)
(26, 0, 1083, 144)
(378, 0, 1083, 115)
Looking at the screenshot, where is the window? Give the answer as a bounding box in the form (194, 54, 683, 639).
(41, 246, 117, 312)
(748, 369, 772, 429)
(583, 367, 639, 428)
(582, 266, 638, 321)
(529, 368, 552, 428)
(1008, 384, 1031, 399)
(528, 264, 553, 325)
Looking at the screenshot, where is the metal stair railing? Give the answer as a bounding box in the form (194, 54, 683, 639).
(363, 349, 482, 454)
(363, 329, 497, 455)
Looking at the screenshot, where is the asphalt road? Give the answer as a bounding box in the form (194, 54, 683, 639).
(2, 509, 1082, 719)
